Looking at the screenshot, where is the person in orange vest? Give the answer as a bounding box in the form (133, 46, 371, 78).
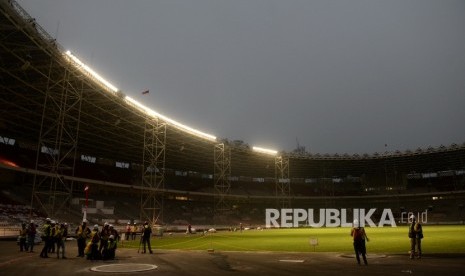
(131, 222, 138, 240)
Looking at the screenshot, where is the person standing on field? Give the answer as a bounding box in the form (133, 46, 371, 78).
(75, 220, 90, 257)
(27, 220, 36, 253)
(408, 215, 423, 259)
(131, 223, 138, 240)
(19, 223, 28, 252)
(39, 218, 52, 258)
(125, 222, 131, 241)
(141, 221, 153, 254)
(351, 219, 369, 265)
(55, 223, 67, 259)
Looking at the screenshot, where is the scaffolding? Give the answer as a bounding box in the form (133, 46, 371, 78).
(214, 143, 231, 219)
(31, 54, 83, 217)
(140, 118, 166, 226)
(275, 156, 290, 209)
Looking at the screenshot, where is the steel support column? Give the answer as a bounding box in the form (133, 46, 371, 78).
(140, 118, 166, 226)
(275, 156, 290, 209)
(214, 143, 231, 220)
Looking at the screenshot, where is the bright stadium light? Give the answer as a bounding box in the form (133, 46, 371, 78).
(124, 96, 217, 142)
(253, 146, 278, 155)
(65, 50, 118, 93)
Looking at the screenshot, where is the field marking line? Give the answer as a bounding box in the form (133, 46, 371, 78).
(279, 259, 305, 263)
(0, 253, 35, 267)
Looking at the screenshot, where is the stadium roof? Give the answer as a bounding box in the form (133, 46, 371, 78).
(1, 0, 465, 180)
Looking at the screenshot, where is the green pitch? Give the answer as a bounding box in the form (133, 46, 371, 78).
(123, 225, 465, 254)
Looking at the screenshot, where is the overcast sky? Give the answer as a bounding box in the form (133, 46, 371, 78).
(17, 0, 465, 154)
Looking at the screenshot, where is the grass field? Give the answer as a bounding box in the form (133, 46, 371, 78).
(123, 225, 465, 254)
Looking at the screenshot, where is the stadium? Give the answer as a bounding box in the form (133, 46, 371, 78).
(1, 1, 465, 275)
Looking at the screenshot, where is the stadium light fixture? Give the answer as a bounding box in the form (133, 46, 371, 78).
(65, 50, 118, 93)
(124, 96, 217, 142)
(253, 146, 278, 155)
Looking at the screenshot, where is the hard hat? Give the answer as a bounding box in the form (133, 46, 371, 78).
(46, 217, 51, 221)
(51, 220, 56, 224)
(410, 215, 416, 219)
(83, 219, 88, 223)
(109, 235, 114, 239)
(104, 222, 108, 226)
(109, 224, 113, 228)
(94, 224, 99, 229)
(353, 219, 359, 226)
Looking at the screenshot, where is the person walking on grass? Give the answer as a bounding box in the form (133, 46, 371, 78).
(351, 219, 369, 265)
(409, 215, 423, 259)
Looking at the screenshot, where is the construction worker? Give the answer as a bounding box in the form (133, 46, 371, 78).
(19, 222, 28, 252)
(75, 220, 91, 257)
(48, 220, 57, 253)
(125, 222, 131, 241)
(55, 223, 67, 259)
(131, 222, 138, 240)
(103, 235, 117, 260)
(27, 220, 36, 253)
(109, 224, 120, 242)
(87, 224, 101, 260)
(99, 223, 110, 255)
(39, 218, 52, 258)
(141, 221, 153, 254)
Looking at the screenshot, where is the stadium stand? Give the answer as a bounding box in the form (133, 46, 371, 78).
(1, 0, 464, 237)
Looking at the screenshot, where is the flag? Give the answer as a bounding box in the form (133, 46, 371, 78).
(84, 185, 89, 191)
(142, 90, 149, 95)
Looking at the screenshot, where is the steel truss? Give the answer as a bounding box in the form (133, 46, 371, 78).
(31, 54, 83, 218)
(275, 156, 291, 208)
(140, 118, 166, 226)
(214, 143, 231, 218)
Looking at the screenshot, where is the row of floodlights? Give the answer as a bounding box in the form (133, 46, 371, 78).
(64, 51, 278, 155)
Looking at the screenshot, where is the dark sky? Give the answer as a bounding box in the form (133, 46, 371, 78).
(17, 0, 465, 154)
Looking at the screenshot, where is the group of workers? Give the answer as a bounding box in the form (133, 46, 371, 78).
(75, 219, 119, 260)
(18, 218, 69, 259)
(20, 218, 154, 261)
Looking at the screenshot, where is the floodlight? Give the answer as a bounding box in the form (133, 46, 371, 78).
(252, 146, 278, 155)
(65, 50, 118, 93)
(124, 96, 216, 142)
